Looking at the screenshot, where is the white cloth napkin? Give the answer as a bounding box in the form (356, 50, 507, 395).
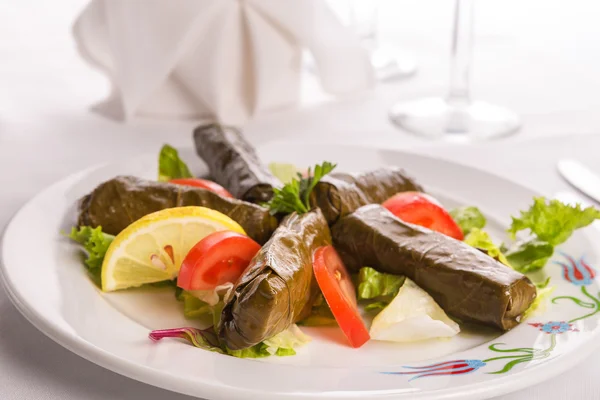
(73, 0, 374, 125)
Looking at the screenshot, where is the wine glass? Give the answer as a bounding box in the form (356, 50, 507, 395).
(389, 0, 521, 140)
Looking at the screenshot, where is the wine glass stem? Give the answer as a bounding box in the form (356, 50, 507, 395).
(447, 0, 474, 107)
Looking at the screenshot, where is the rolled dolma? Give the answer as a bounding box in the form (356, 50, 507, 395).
(193, 123, 281, 203)
(77, 176, 278, 244)
(331, 205, 536, 331)
(310, 167, 424, 224)
(219, 208, 331, 350)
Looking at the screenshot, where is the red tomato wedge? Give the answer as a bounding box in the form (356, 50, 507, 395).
(313, 246, 370, 348)
(169, 178, 233, 198)
(177, 231, 261, 291)
(382, 192, 464, 240)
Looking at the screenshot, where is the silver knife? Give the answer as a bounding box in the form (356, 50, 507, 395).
(557, 159, 600, 204)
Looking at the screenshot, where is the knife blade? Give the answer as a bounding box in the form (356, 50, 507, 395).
(557, 159, 600, 204)
(553, 191, 595, 208)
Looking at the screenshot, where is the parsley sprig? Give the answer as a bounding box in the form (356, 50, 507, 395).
(266, 162, 336, 215)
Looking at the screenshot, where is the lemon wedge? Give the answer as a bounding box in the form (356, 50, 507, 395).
(101, 206, 245, 292)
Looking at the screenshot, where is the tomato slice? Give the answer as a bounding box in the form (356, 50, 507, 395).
(169, 178, 233, 198)
(313, 246, 370, 348)
(382, 192, 464, 240)
(177, 231, 261, 291)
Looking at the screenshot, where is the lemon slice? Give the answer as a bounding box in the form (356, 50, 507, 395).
(101, 206, 245, 292)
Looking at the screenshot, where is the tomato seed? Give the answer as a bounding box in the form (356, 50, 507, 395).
(334, 270, 342, 281)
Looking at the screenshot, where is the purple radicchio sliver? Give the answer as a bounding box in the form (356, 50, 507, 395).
(149, 327, 221, 349)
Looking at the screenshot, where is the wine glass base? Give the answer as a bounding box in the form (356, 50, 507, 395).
(389, 97, 521, 141)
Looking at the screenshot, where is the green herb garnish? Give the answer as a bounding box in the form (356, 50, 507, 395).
(266, 161, 336, 215)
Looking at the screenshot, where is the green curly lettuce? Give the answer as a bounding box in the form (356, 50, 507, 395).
(68, 226, 114, 269)
(505, 197, 600, 273)
(450, 206, 486, 235)
(508, 197, 600, 246)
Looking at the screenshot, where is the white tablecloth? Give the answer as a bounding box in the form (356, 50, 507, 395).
(2, 1, 600, 399)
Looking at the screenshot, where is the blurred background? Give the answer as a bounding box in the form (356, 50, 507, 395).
(3, 0, 600, 142)
(4, 0, 600, 230)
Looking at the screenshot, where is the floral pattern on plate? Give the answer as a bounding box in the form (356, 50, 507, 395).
(387, 252, 594, 380)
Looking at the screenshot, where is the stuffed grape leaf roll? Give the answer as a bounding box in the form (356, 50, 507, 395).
(310, 167, 424, 224)
(193, 123, 281, 203)
(331, 204, 536, 331)
(77, 176, 278, 244)
(219, 208, 331, 350)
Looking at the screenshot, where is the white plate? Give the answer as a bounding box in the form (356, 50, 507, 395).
(2, 143, 600, 400)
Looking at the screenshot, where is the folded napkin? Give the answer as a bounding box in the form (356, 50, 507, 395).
(73, 0, 374, 125)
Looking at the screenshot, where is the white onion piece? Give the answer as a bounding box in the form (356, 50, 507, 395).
(369, 278, 460, 343)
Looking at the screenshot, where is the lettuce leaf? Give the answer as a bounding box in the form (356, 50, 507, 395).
(450, 206, 486, 235)
(150, 324, 310, 358)
(262, 324, 311, 355)
(458, 198, 600, 273)
(503, 197, 600, 273)
(178, 291, 213, 320)
(226, 343, 293, 358)
(522, 281, 555, 320)
(504, 239, 554, 273)
(225, 343, 272, 358)
(298, 293, 337, 327)
(508, 197, 600, 246)
(357, 267, 405, 311)
(169, 289, 310, 358)
(535, 276, 551, 289)
(464, 229, 511, 268)
(68, 226, 114, 270)
(364, 301, 389, 312)
(158, 144, 193, 182)
(149, 327, 224, 354)
(226, 325, 310, 358)
(176, 284, 234, 324)
(268, 162, 300, 184)
(149, 279, 178, 288)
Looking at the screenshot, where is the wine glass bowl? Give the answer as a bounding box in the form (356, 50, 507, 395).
(389, 0, 520, 140)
